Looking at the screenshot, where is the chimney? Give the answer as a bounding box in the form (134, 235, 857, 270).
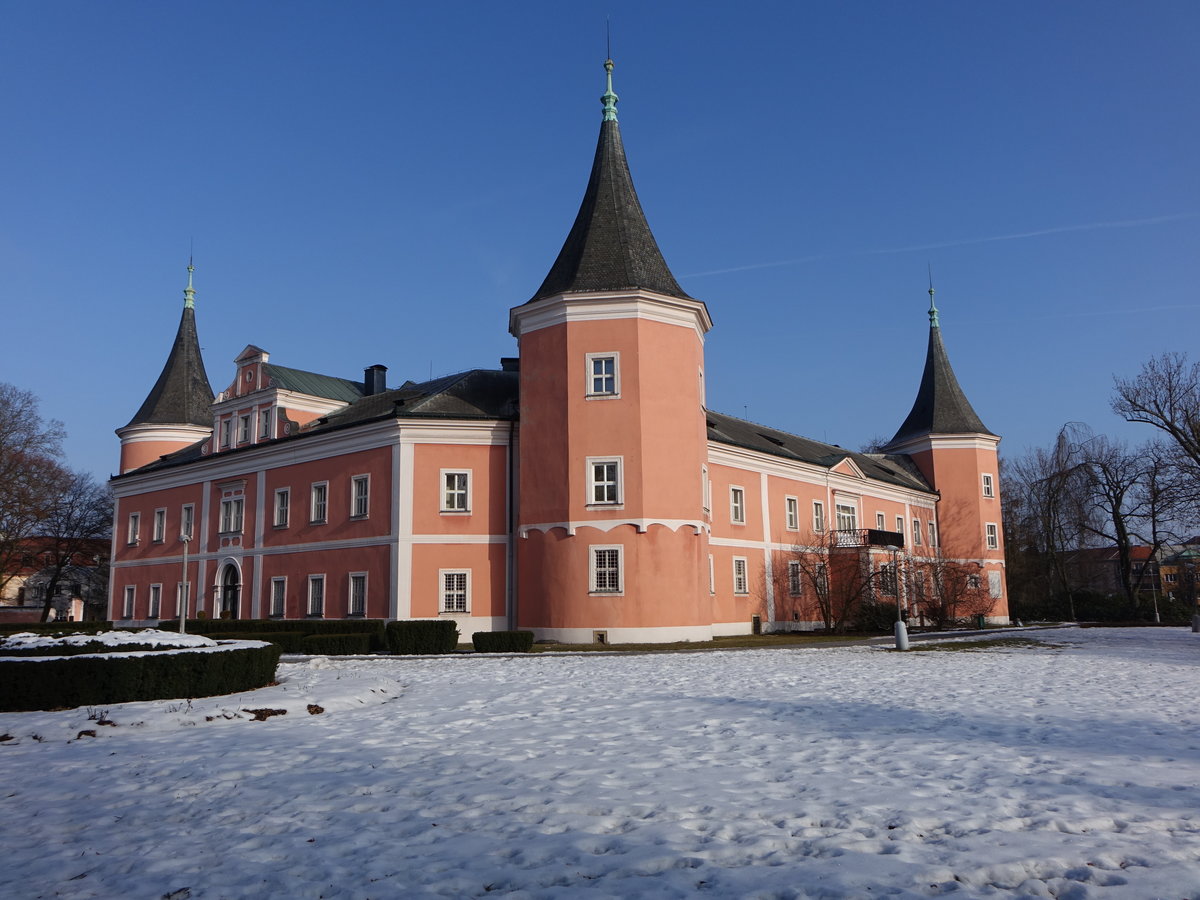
(364, 364, 388, 395)
(500, 357, 520, 372)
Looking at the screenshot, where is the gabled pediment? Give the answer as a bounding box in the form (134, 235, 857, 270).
(830, 456, 867, 479)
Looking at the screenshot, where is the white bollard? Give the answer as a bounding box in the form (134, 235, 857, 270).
(894, 619, 909, 651)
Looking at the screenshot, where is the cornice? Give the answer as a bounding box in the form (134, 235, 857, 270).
(509, 290, 712, 341)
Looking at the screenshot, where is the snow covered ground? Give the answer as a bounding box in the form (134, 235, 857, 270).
(1, 627, 1197, 899)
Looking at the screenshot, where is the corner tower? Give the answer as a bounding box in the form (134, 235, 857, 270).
(883, 286, 1009, 621)
(510, 60, 714, 642)
(116, 263, 214, 473)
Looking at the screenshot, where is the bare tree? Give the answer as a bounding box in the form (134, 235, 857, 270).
(912, 552, 996, 630)
(0, 383, 69, 597)
(35, 472, 113, 622)
(1113, 353, 1200, 480)
(773, 531, 891, 633)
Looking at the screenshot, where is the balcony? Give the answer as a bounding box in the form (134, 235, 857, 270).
(832, 529, 905, 550)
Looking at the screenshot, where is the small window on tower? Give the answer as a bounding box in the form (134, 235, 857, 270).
(585, 352, 620, 397)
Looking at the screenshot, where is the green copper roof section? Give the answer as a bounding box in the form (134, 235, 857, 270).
(601, 58, 618, 121)
(183, 260, 196, 310)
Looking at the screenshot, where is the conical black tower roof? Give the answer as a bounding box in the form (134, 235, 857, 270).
(887, 297, 993, 447)
(529, 60, 690, 303)
(124, 269, 214, 429)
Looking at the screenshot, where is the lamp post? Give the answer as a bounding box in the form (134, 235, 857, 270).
(179, 534, 190, 634)
(888, 544, 908, 650)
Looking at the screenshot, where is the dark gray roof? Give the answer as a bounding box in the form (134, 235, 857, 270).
(886, 325, 993, 447)
(262, 363, 364, 403)
(706, 410, 934, 494)
(124, 307, 214, 428)
(529, 118, 691, 302)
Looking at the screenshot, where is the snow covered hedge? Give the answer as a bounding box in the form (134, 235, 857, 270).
(0, 630, 281, 712)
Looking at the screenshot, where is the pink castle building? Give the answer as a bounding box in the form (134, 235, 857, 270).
(109, 62, 1008, 640)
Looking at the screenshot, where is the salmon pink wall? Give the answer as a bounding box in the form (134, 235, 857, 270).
(412, 444, 508, 535)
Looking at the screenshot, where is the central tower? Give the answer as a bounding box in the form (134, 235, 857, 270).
(510, 60, 714, 642)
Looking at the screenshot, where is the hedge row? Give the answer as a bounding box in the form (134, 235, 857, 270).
(301, 633, 372, 655)
(210, 631, 307, 653)
(0, 621, 113, 637)
(0, 641, 169, 657)
(385, 620, 459, 655)
(155, 618, 387, 651)
(472, 631, 535, 653)
(0, 643, 282, 712)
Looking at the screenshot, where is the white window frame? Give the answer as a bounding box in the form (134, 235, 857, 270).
(785, 496, 799, 531)
(219, 418, 231, 448)
(913, 518, 922, 546)
(896, 515, 905, 537)
(733, 557, 749, 595)
(348, 572, 368, 616)
(787, 560, 802, 596)
(122, 585, 135, 619)
(988, 570, 1003, 599)
(585, 351, 620, 397)
(730, 486, 746, 524)
(274, 488, 290, 528)
(812, 501, 825, 534)
(835, 503, 857, 532)
(238, 414, 251, 444)
(351, 474, 370, 519)
(148, 583, 162, 619)
(181, 504, 195, 541)
(127, 512, 140, 545)
(587, 457, 623, 507)
(310, 482, 328, 524)
(441, 469, 471, 513)
(589, 546, 623, 595)
(928, 521, 937, 547)
(702, 465, 711, 514)
(986, 523, 999, 550)
(152, 508, 166, 543)
(708, 554, 715, 594)
(176, 581, 191, 618)
(876, 512, 886, 530)
(440, 569, 470, 613)
(219, 497, 244, 535)
(982, 473, 995, 498)
(259, 407, 273, 441)
(270, 577, 286, 617)
(307, 574, 325, 617)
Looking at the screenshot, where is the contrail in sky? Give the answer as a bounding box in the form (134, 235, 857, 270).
(683, 213, 1197, 278)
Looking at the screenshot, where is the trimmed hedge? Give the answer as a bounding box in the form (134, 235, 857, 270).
(162, 618, 387, 651)
(472, 631, 535, 653)
(386, 620, 459, 655)
(0, 642, 281, 712)
(210, 631, 306, 653)
(301, 633, 372, 655)
(0, 621, 113, 637)
(0, 640, 170, 657)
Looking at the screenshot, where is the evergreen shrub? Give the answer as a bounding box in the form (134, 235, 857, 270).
(385, 620, 459, 655)
(0, 643, 281, 712)
(0, 622, 113, 637)
(210, 631, 307, 653)
(165, 618, 386, 650)
(300, 633, 372, 655)
(472, 630, 535, 653)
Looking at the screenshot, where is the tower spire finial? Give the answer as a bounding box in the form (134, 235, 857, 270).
(183, 257, 196, 310)
(927, 263, 939, 328)
(601, 55, 618, 122)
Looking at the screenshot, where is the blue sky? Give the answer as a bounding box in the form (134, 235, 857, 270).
(3, 1, 1197, 481)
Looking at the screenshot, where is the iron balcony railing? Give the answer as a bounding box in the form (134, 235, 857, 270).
(831, 528, 906, 550)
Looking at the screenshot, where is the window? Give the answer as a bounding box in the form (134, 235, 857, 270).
(181, 504, 194, 540)
(590, 547, 622, 594)
(988, 570, 1003, 599)
(127, 512, 140, 545)
(349, 573, 367, 616)
(310, 483, 328, 523)
(896, 516, 905, 537)
(928, 521, 937, 547)
(122, 585, 135, 618)
(442, 471, 470, 512)
(967, 574, 981, 590)
(986, 523, 999, 550)
(238, 414, 251, 443)
(176, 581, 190, 618)
(708, 554, 715, 594)
(152, 508, 166, 543)
(702, 466, 711, 513)
(441, 570, 469, 612)
(913, 519, 922, 545)
(785, 497, 799, 531)
(270, 577, 286, 617)
(815, 563, 828, 594)
(149, 584, 161, 618)
(259, 407, 273, 441)
(307, 575, 325, 617)
(730, 487, 746, 524)
(351, 475, 370, 518)
(788, 560, 802, 596)
(813, 501, 825, 533)
(220, 498, 244, 534)
(586, 352, 619, 396)
(589, 459, 622, 506)
(733, 557, 749, 594)
(1165, 573, 1179, 584)
(274, 489, 290, 527)
(982, 474, 995, 498)
(219, 418, 231, 448)
(836, 503, 857, 532)
(876, 512, 886, 530)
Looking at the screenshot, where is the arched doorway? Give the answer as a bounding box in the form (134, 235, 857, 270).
(219, 563, 241, 620)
